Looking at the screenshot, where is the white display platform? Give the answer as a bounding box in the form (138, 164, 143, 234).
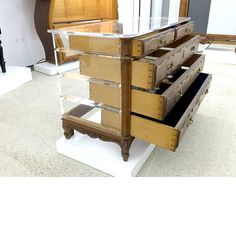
(56, 132, 156, 177)
(34, 61, 80, 75)
(0, 66, 32, 96)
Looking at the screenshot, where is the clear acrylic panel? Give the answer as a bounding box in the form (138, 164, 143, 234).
(49, 17, 191, 38)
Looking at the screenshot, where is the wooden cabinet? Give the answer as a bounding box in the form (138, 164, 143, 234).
(50, 18, 212, 161)
(34, 0, 118, 64)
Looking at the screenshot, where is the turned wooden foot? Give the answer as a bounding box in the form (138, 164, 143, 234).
(120, 137, 134, 162)
(63, 127, 74, 139)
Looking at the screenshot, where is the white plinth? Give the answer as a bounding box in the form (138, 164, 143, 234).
(34, 61, 80, 75)
(0, 66, 32, 96)
(56, 132, 155, 177)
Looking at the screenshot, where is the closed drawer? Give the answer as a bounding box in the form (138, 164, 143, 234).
(132, 35, 200, 90)
(132, 54, 205, 120)
(101, 108, 121, 130)
(69, 36, 121, 55)
(80, 55, 121, 83)
(175, 21, 194, 40)
(89, 82, 121, 109)
(132, 28, 175, 58)
(131, 73, 212, 151)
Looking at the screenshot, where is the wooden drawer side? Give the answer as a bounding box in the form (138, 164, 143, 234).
(80, 55, 121, 83)
(131, 115, 179, 151)
(69, 35, 120, 55)
(89, 82, 121, 108)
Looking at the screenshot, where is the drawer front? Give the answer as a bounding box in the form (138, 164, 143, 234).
(69, 36, 120, 55)
(132, 29, 175, 57)
(131, 73, 212, 151)
(132, 35, 200, 90)
(89, 82, 121, 108)
(175, 22, 194, 40)
(80, 55, 121, 83)
(163, 54, 205, 116)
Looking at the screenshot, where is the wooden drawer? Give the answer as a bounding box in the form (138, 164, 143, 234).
(132, 35, 200, 90)
(90, 54, 205, 121)
(132, 28, 175, 58)
(101, 108, 121, 130)
(69, 36, 121, 55)
(89, 82, 121, 108)
(175, 21, 194, 40)
(132, 54, 205, 120)
(80, 55, 121, 83)
(131, 73, 212, 151)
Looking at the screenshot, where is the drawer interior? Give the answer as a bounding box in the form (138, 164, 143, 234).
(133, 73, 210, 128)
(153, 54, 204, 93)
(166, 35, 197, 49)
(163, 73, 209, 127)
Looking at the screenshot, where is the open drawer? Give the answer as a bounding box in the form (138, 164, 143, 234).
(175, 21, 194, 40)
(131, 73, 212, 151)
(132, 28, 175, 58)
(132, 35, 200, 90)
(132, 54, 205, 120)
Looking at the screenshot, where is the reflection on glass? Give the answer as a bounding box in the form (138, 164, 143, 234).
(49, 17, 190, 38)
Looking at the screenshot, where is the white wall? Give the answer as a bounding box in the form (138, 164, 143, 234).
(0, 0, 45, 67)
(207, 0, 236, 35)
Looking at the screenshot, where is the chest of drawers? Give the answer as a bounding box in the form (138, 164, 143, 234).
(49, 17, 212, 162)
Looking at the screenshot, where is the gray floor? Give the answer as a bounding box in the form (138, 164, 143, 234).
(0, 44, 235, 177)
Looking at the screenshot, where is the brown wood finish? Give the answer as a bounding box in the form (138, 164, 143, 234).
(34, 0, 118, 64)
(131, 74, 212, 151)
(60, 20, 211, 161)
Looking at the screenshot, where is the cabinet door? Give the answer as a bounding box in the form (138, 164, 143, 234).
(65, 0, 86, 20)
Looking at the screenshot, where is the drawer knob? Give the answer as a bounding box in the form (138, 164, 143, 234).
(188, 118, 193, 125)
(177, 90, 184, 97)
(160, 39, 167, 46)
(187, 118, 194, 126)
(205, 89, 209, 94)
(185, 28, 191, 33)
(191, 46, 196, 51)
(167, 63, 174, 70)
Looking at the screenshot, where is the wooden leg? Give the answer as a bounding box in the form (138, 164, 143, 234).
(120, 137, 134, 162)
(63, 122, 74, 139)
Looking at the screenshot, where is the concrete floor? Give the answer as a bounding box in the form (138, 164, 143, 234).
(0, 44, 235, 176)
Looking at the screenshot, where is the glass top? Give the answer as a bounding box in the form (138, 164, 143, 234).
(49, 17, 191, 38)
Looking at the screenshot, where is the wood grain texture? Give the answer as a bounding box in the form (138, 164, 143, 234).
(80, 55, 121, 82)
(35, 0, 118, 64)
(89, 83, 121, 108)
(69, 36, 120, 55)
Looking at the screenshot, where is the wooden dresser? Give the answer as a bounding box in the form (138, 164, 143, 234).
(49, 17, 212, 161)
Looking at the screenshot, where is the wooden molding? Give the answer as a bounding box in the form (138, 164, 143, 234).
(179, 0, 236, 44)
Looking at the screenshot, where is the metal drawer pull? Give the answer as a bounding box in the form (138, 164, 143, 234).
(176, 90, 184, 97)
(187, 118, 194, 126)
(167, 63, 174, 70)
(205, 89, 209, 94)
(185, 28, 192, 33)
(191, 46, 196, 51)
(160, 39, 167, 45)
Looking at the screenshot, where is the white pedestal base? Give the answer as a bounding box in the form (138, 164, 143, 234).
(34, 61, 80, 75)
(56, 132, 155, 177)
(0, 66, 32, 96)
